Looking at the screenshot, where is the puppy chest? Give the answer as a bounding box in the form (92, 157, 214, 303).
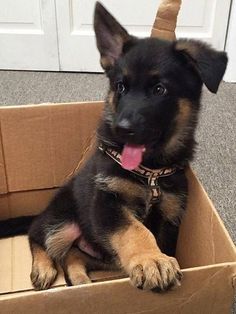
(94, 174, 151, 216)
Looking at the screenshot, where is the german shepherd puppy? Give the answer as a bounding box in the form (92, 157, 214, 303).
(0, 2, 227, 292)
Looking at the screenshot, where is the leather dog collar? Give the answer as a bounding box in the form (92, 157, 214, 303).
(99, 144, 180, 204)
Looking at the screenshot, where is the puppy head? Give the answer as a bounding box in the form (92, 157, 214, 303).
(94, 2, 228, 167)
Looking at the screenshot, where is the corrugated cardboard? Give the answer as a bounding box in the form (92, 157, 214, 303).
(0, 102, 103, 194)
(0, 102, 235, 314)
(0, 265, 235, 314)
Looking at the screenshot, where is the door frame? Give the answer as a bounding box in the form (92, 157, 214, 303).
(225, 0, 236, 82)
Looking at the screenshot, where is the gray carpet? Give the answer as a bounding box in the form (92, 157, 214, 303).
(0, 70, 235, 311)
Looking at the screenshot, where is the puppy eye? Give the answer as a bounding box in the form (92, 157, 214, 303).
(153, 83, 167, 96)
(116, 81, 126, 94)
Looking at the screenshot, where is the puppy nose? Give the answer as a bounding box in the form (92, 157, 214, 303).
(115, 119, 135, 137)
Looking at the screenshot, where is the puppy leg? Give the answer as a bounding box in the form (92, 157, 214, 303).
(145, 207, 180, 257)
(29, 221, 81, 290)
(63, 248, 91, 286)
(63, 246, 120, 286)
(30, 242, 58, 290)
(110, 213, 182, 291)
(158, 190, 187, 256)
(44, 222, 81, 260)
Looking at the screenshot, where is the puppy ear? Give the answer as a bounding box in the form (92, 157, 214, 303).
(94, 2, 134, 71)
(174, 39, 228, 93)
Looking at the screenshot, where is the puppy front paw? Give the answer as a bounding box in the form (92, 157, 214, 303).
(129, 253, 182, 291)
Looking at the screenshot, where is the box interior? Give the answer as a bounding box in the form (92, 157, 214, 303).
(0, 102, 235, 296)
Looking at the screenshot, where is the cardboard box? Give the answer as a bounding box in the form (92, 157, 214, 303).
(0, 102, 235, 314)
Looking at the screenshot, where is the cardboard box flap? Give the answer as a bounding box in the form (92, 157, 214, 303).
(0, 102, 104, 194)
(177, 168, 236, 267)
(0, 264, 235, 314)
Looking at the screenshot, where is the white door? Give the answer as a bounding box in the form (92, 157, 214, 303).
(55, 0, 232, 72)
(0, 0, 59, 71)
(0, 0, 232, 72)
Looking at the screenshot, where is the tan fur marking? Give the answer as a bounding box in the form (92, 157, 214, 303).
(95, 175, 151, 204)
(122, 67, 129, 76)
(148, 70, 159, 76)
(100, 56, 114, 70)
(114, 33, 129, 46)
(164, 98, 192, 155)
(30, 243, 58, 290)
(45, 223, 81, 260)
(175, 41, 198, 58)
(160, 192, 183, 224)
(110, 213, 182, 290)
(107, 90, 116, 112)
(64, 248, 91, 285)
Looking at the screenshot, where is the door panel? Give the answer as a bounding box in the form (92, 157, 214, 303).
(56, 0, 158, 72)
(177, 0, 231, 49)
(0, 0, 59, 71)
(56, 0, 231, 72)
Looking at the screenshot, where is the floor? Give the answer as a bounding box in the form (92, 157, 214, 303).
(0, 70, 235, 311)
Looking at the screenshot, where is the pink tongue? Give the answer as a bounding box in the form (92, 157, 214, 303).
(121, 144, 145, 170)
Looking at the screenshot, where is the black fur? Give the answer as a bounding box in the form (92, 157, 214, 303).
(0, 215, 35, 238)
(0, 2, 227, 290)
